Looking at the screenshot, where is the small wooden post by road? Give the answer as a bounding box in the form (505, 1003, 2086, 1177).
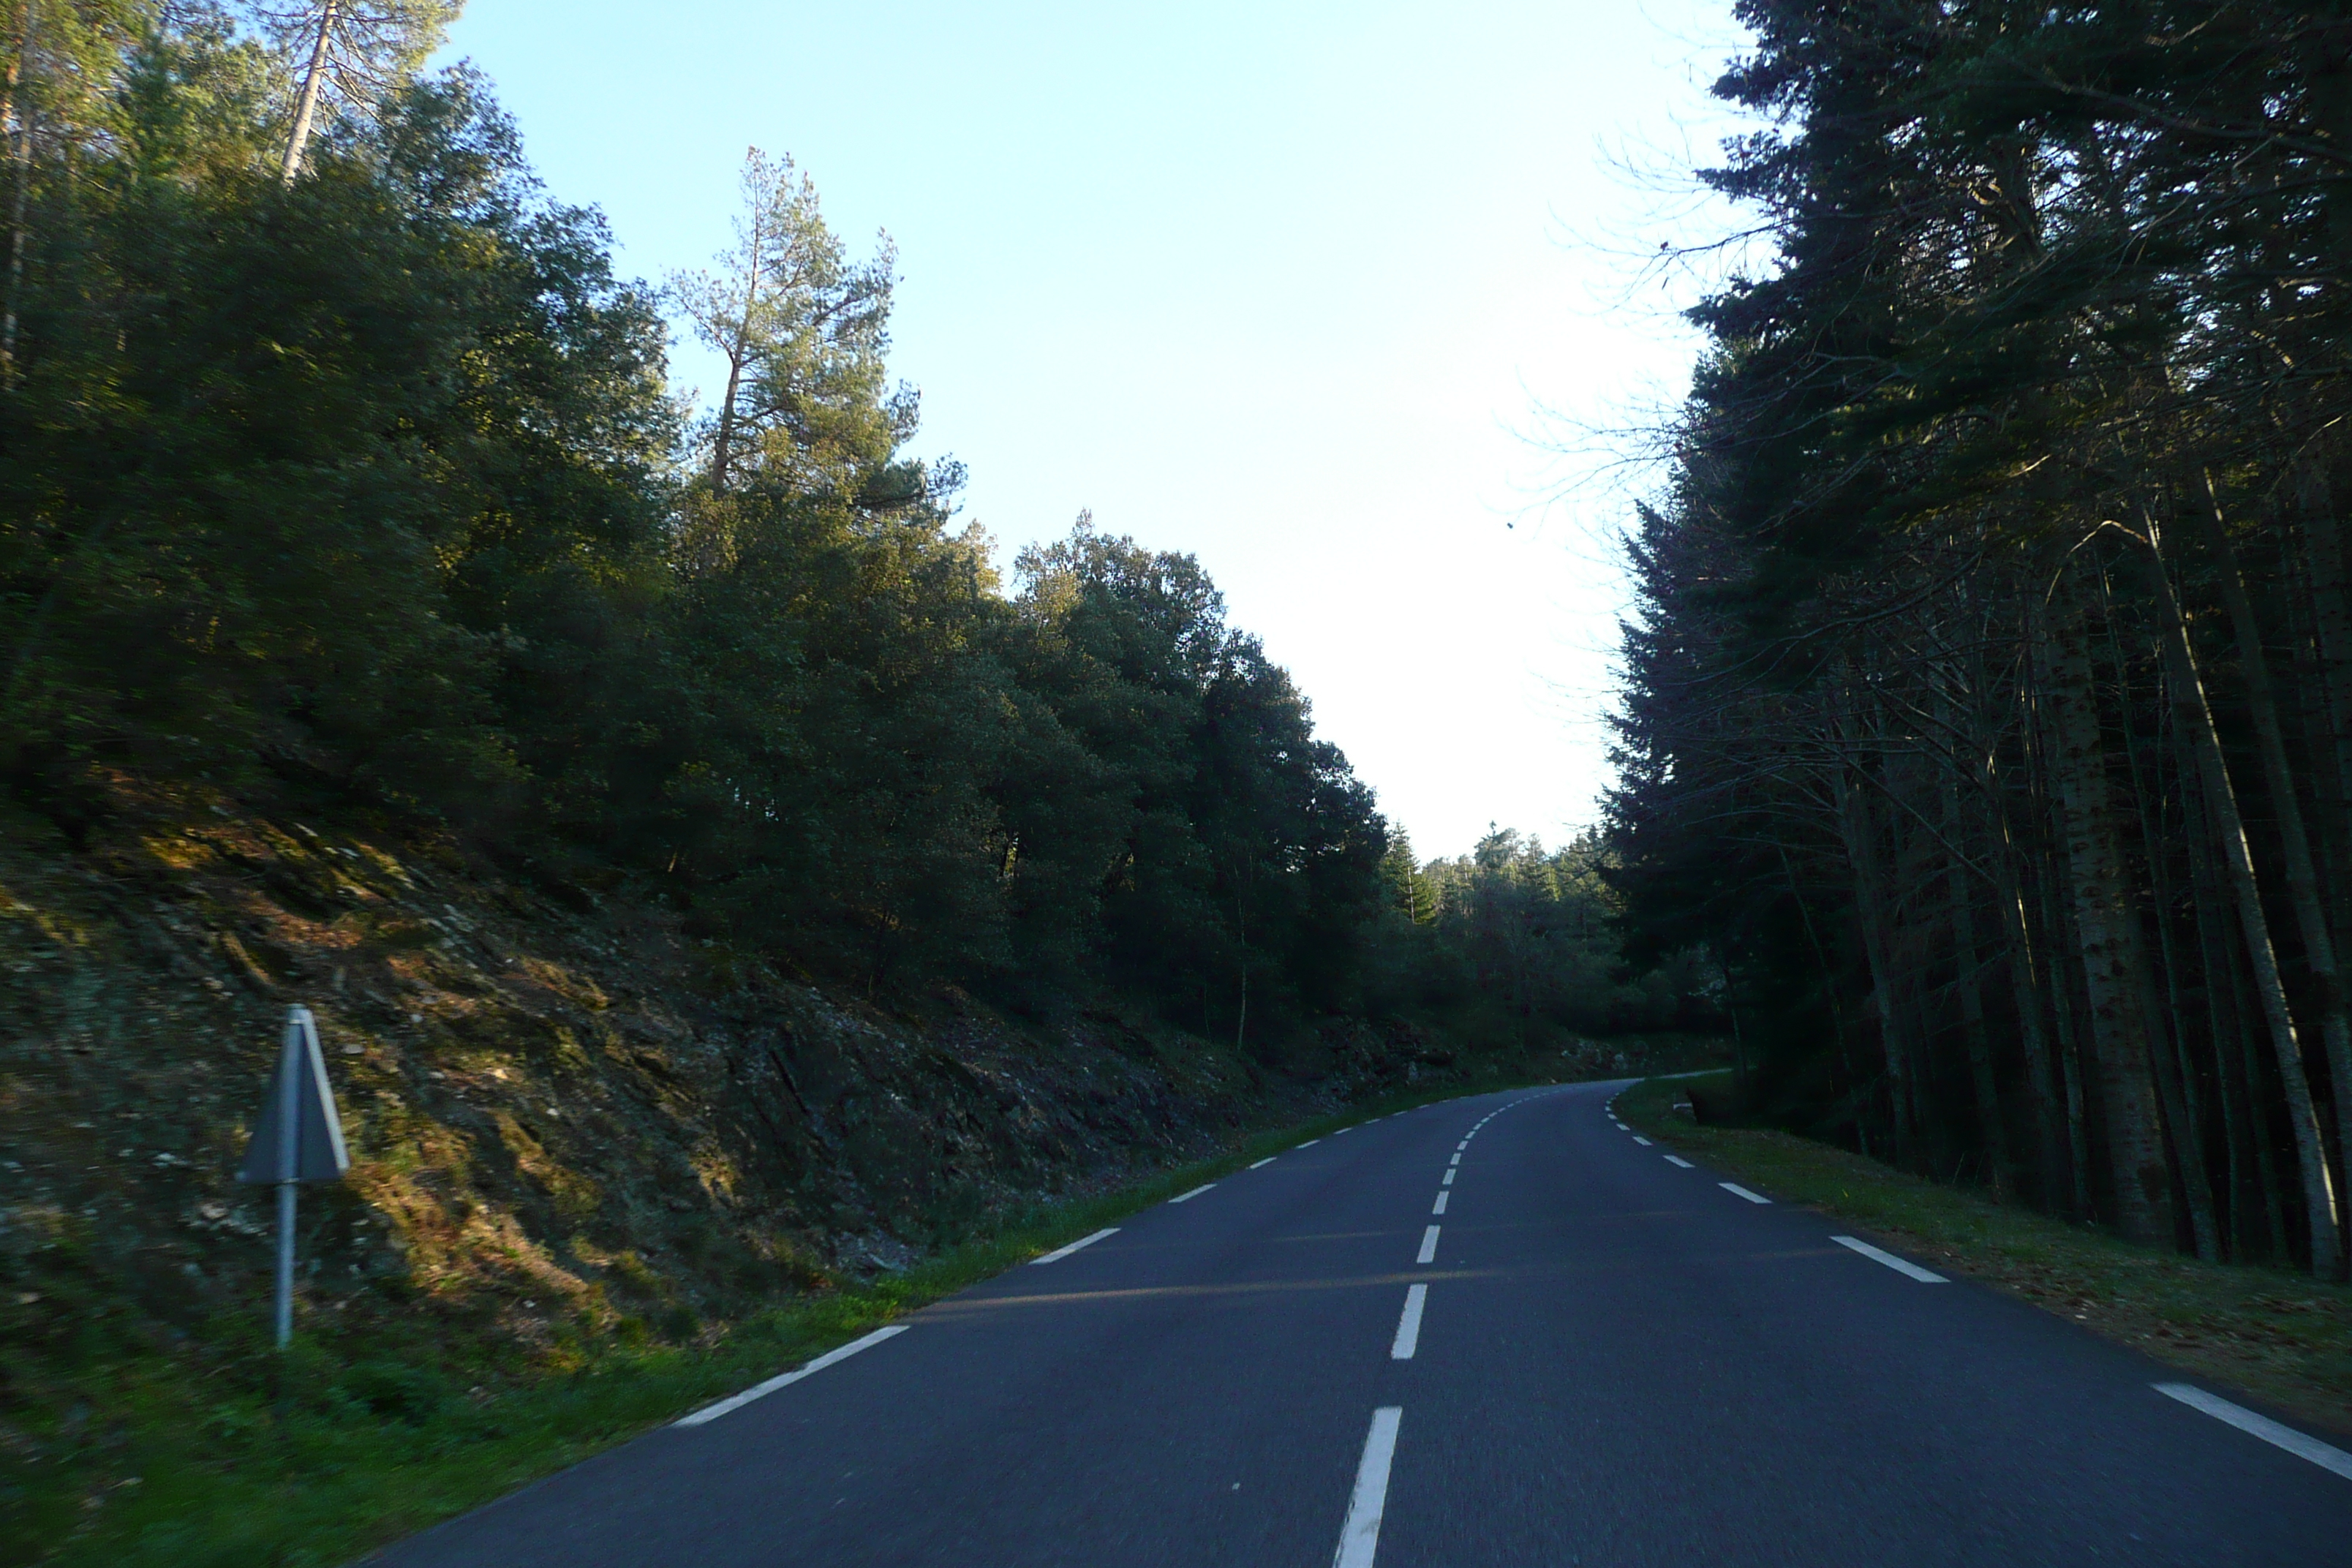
(236, 1006, 350, 1347)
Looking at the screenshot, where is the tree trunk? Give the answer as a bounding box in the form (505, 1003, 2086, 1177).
(1232, 872, 1251, 1058)
(2302, 502, 2352, 906)
(2122, 519, 2341, 1275)
(2190, 479, 2352, 1269)
(1989, 803, 2069, 1210)
(3, 0, 35, 385)
(1981, 633, 2070, 1210)
(707, 177, 779, 494)
(2182, 739, 2264, 1261)
(1234, 960, 1248, 1056)
(2036, 587, 2176, 1244)
(2287, 513, 2352, 1026)
(1782, 843, 1867, 1153)
(2042, 867, 2095, 1218)
(711, 339, 747, 492)
(2298, 498, 2352, 1071)
(1941, 758, 2010, 1199)
(2233, 930, 2294, 1262)
(2019, 658, 2093, 1216)
(1833, 749, 1916, 1163)
(2288, 547, 2350, 950)
(279, 3, 337, 184)
(2132, 749, 2222, 1262)
(2097, 569, 2220, 1259)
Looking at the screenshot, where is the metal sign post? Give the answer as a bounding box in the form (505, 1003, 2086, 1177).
(237, 1006, 350, 1348)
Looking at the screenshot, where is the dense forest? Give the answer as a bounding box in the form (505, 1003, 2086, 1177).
(1610, 1, 2352, 1275)
(0, 4, 1700, 1064)
(1376, 827, 1718, 1047)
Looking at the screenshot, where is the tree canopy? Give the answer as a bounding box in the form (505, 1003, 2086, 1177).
(0, 5, 1433, 1056)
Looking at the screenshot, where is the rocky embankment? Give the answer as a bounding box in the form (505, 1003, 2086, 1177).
(0, 783, 1440, 1407)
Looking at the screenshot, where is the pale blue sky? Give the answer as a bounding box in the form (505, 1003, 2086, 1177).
(434, 1, 1739, 859)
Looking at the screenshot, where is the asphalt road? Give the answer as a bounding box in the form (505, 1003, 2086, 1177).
(372, 1079, 2352, 1567)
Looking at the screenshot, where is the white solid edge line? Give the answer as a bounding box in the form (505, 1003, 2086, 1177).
(1390, 1284, 1427, 1360)
(1441, 1169, 1455, 1186)
(1431, 1191, 1448, 1215)
(1831, 1235, 1946, 1281)
(1171, 1183, 1215, 1204)
(1664, 1155, 1695, 1168)
(1333, 1406, 1403, 1568)
(1417, 1225, 1441, 1264)
(1248, 1156, 1276, 1169)
(1031, 1226, 1119, 1264)
(1720, 1182, 1771, 1204)
(2156, 1384, 2352, 1480)
(1632, 1136, 1654, 1146)
(675, 1324, 908, 1426)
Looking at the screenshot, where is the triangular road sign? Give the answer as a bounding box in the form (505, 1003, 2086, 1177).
(237, 1006, 350, 1184)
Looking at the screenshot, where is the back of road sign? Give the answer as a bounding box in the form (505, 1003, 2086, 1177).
(237, 1006, 350, 1184)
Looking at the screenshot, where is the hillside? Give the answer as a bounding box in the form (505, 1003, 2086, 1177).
(1, 779, 1444, 1368)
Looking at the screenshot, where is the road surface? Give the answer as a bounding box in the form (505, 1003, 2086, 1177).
(372, 1079, 2351, 1566)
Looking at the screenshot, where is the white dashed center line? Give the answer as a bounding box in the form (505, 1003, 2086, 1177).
(1417, 1225, 1441, 1264)
(1170, 1183, 1214, 1204)
(1248, 1157, 1275, 1169)
(1663, 1155, 1694, 1169)
(1832, 1235, 1946, 1282)
(1298, 1139, 1320, 1147)
(1720, 1182, 1771, 1205)
(1448, 1153, 1461, 1166)
(1632, 1136, 1653, 1146)
(1390, 1284, 1427, 1360)
(1333, 1407, 1403, 1568)
(1431, 1191, 1448, 1215)
(1441, 1169, 1455, 1186)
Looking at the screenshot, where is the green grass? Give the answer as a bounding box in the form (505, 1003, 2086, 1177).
(15, 1073, 1551, 1568)
(1616, 1073, 2352, 1436)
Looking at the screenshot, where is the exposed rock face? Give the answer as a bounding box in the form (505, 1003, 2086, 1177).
(0, 787, 1430, 1372)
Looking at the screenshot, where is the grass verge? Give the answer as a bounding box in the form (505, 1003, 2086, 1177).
(1616, 1073, 2352, 1436)
(20, 1071, 1553, 1568)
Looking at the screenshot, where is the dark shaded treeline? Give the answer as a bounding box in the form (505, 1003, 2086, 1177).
(1372, 826, 1724, 1050)
(1610, 0, 2352, 1275)
(1, 9, 1695, 1058)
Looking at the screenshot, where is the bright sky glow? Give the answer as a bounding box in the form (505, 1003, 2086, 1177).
(434, 1, 1742, 859)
